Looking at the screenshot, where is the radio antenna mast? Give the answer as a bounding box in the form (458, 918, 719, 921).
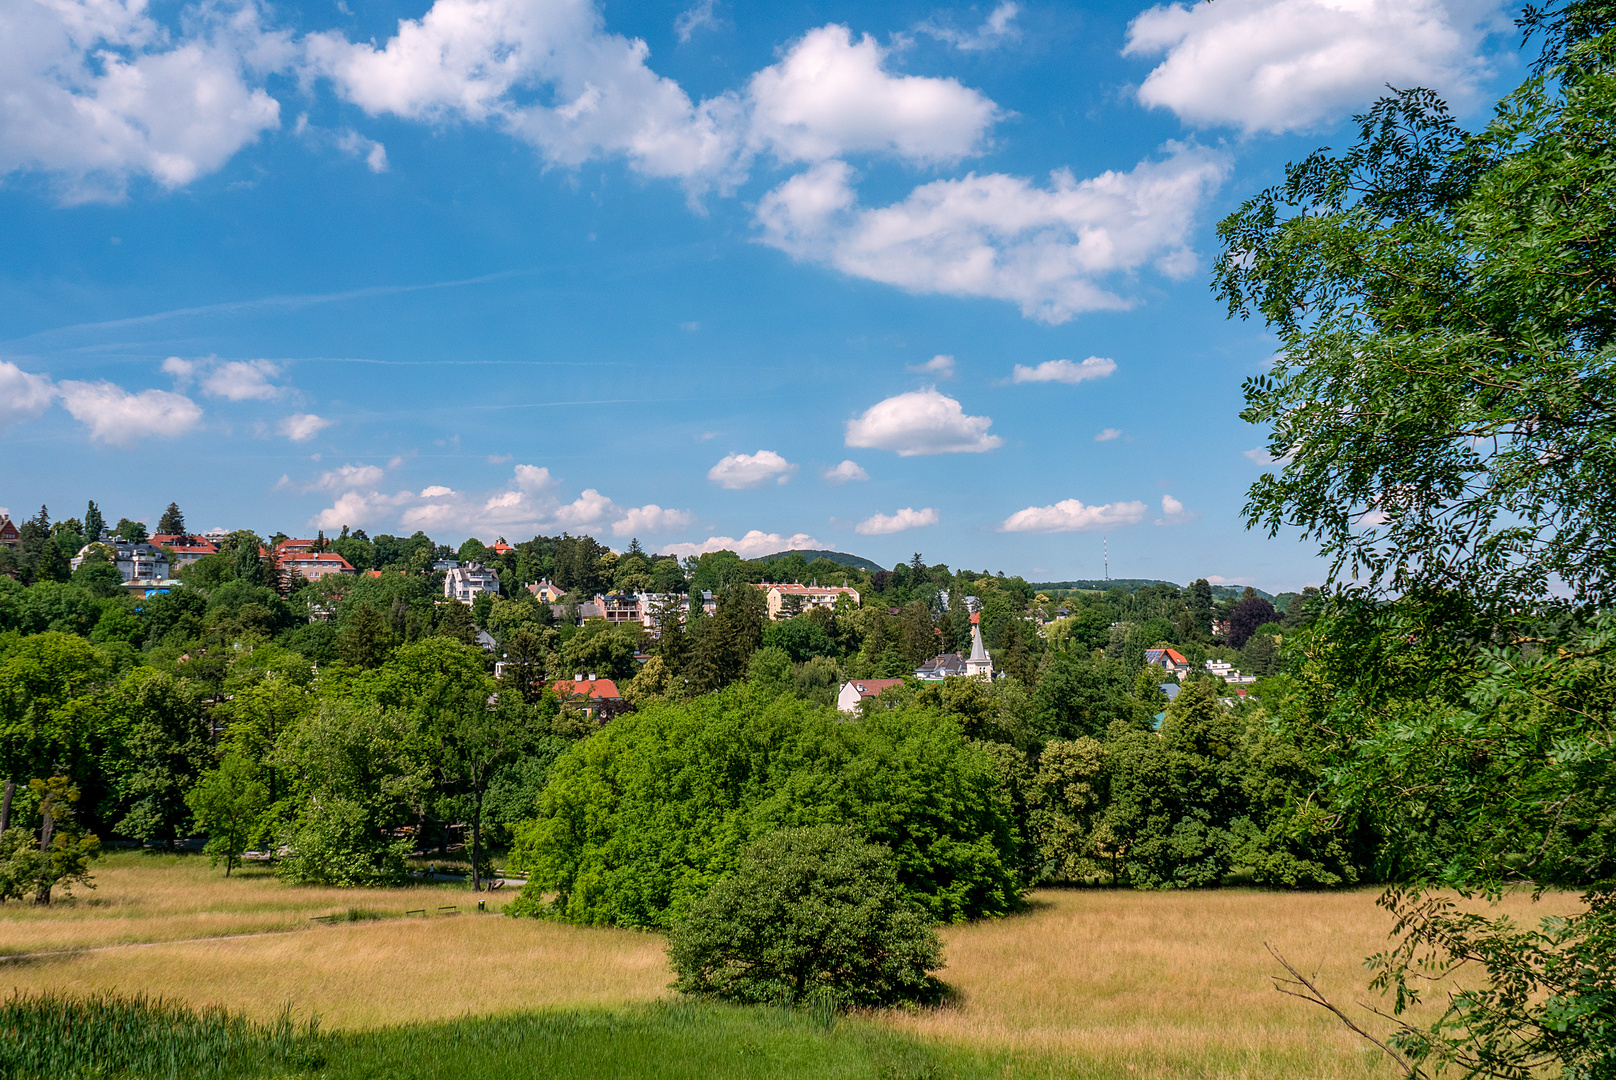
(1104, 536, 1109, 581)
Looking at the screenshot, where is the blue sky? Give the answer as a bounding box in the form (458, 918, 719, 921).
(0, 0, 1525, 589)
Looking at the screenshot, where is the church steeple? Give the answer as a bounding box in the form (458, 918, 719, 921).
(965, 612, 994, 680)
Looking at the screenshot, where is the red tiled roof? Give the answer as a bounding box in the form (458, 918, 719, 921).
(281, 552, 354, 567)
(846, 678, 904, 699)
(552, 679, 621, 700)
(754, 582, 858, 595)
(152, 534, 215, 548)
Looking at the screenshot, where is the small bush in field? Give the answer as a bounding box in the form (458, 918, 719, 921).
(667, 826, 945, 1009)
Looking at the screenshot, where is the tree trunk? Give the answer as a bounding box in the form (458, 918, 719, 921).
(0, 779, 13, 834)
(34, 806, 55, 906)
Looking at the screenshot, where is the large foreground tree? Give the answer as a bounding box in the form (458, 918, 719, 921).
(1216, 5, 1616, 1076)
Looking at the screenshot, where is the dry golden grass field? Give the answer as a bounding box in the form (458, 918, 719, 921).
(2, 852, 1584, 1078)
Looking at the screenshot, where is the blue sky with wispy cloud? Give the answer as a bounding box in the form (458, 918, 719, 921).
(0, 0, 1523, 588)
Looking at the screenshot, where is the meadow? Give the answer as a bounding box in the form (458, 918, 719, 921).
(1, 852, 1583, 1079)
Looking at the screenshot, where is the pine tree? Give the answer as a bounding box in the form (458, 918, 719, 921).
(156, 502, 185, 536)
(83, 500, 105, 541)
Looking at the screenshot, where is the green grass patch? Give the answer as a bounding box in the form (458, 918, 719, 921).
(0, 991, 323, 1079)
(0, 992, 1091, 1080)
(323, 1002, 1039, 1080)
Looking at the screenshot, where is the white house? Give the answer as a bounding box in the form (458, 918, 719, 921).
(836, 678, 904, 713)
(1205, 658, 1257, 685)
(445, 562, 502, 602)
(1144, 648, 1193, 678)
(753, 582, 860, 620)
(72, 540, 169, 583)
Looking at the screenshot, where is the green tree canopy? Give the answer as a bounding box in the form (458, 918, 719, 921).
(508, 686, 1024, 929)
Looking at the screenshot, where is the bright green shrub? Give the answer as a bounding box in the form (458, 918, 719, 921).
(667, 826, 944, 1008)
(507, 686, 1023, 928)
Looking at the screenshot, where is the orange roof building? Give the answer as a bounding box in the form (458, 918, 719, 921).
(836, 678, 904, 713)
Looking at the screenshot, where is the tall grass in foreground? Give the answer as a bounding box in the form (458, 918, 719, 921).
(323, 1002, 1036, 1080)
(0, 991, 323, 1079)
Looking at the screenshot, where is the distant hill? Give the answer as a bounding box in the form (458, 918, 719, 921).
(1034, 579, 1276, 602)
(1032, 578, 1177, 593)
(759, 549, 886, 574)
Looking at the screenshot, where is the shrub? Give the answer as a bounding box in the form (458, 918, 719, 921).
(276, 795, 409, 887)
(667, 826, 944, 1009)
(507, 686, 1024, 928)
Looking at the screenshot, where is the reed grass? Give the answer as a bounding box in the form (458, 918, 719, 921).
(4, 858, 1585, 1079)
(0, 990, 322, 1079)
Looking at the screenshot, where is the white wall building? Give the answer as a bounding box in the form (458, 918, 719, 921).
(753, 582, 861, 620)
(444, 562, 502, 602)
(72, 540, 169, 583)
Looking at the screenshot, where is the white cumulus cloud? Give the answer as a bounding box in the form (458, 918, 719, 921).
(1155, 494, 1198, 525)
(999, 498, 1147, 533)
(308, 463, 386, 491)
(1123, 0, 1500, 134)
(845, 389, 1000, 456)
(747, 24, 1000, 166)
(161, 356, 198, 385)
(1011, 356, 1117, 384)
(513, 464, 557, 491)
(1095, 427, 1123, 442)
(822, 459, 869, 484)
(56, 380, 202, 446)
(312, 489, 416, 531)
(335, 129, 389, 172)
(708, 449, 798, 488)
(304, 0, 749, 192)
(199, 360, 281, 400)
(554, 488, 616, 528)
(662, 530, 821, 559)
(756, 144, 1228, 324)
(907, 354, 955, 378)
(321, 464, 690, 542)
(611, 504, 696, 537)
(0, 0, 288, 200)
(0, 362, 56, 430)
(277, 413, 333, 441)
(856, 506, 938, 535)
